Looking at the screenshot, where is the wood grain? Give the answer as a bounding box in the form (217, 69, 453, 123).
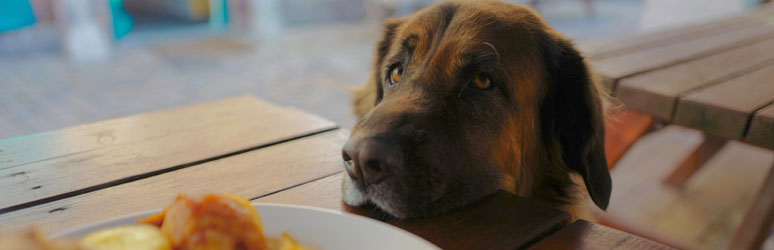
(591, 23, 774, 89)
(604, 109, 654, 168)
(0, 130, 349, 234)
(529, 220, 674, 250)
(0, 96, 269, 170)
(0, 96, 337, 213)
(729, 163, 774, 250)
(674, 64, 774, 140)
(259, 175, 573, 249)
(616, 38, 774, 120)
(745, 103, 774, 148)
(255, 173, 345, 211)
(388, 191, 570, 250)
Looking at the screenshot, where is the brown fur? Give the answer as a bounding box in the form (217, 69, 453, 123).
(343, 0, 611, 220)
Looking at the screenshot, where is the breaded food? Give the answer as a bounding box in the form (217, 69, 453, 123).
(141, 194, 268, 250)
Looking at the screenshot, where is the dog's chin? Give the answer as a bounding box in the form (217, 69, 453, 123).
(341, 175, 501, 219)
(341, 176, 444, 218)
(341, 176, 368, 206)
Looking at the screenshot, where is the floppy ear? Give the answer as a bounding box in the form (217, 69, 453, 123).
(540, 34, 612, 210)
(352, 18, 404, 119)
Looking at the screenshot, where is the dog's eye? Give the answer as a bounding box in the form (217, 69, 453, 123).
(471, 72, 493, 90)
(388, 64, 403, 86)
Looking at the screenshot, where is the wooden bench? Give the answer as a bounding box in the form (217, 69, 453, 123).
(583, 3, 774, 249)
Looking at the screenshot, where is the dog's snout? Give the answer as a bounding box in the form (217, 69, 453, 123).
(342, 136, 403, 187)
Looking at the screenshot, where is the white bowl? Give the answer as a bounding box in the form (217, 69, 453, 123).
(53, 203, 440, 250)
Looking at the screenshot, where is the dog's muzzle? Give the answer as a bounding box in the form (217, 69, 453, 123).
(341, 135, 402, 189)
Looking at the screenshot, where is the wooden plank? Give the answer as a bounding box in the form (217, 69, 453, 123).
(674, 64, 774, 141)
(0, 130, 349, 234)
(388, 191, 570, 250)
(592, 23, 774, 89)
(664, 141, 772, 248)
(0, 96, 285, 169)
(729, 162, 774, 250)
(602, 126, 773, 249)
(616, 38, 774, 120)
(0, 96, 338, 213)
(745, 103, 774, 148)
(259, 175, 572, 250)
(604, 109, 654, 168)
(255, 173, 345, 211)
(530, 220, 674, 250)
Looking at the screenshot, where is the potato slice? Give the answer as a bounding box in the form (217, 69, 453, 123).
(79, 224, 171, 250)
(278, 233, 315, 250)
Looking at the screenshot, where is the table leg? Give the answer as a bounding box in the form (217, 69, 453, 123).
(663, 132, 727, 187)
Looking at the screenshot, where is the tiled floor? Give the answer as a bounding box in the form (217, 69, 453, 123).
(1, 0, 771, 249)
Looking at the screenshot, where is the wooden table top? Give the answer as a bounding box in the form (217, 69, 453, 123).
(584, 3, 774, 149)
(0, 96, 669, 249)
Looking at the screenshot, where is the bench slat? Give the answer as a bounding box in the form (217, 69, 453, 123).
(0, 96, 337, 213)
(529, 220, 673, 250)
(674, 64, 774, 140)
(616, 38, 774, 120)
(0, 130, 348, 234)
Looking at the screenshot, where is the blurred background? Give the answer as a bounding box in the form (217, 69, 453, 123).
(0, 0, 771, 249)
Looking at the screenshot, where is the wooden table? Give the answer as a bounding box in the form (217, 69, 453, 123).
(583, 3, 774, 149)
(0, 96, 668, 249)
(582, 4, 774, 250)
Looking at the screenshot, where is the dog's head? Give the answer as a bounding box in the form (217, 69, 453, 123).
(342, 0, 611, 218)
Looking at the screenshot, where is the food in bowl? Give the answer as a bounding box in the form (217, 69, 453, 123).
(139, 194, 269, 250)
(0, 194, 313, 250)
(79, 225, 171, 250)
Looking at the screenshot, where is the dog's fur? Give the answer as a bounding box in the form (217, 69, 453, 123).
(342, 0, 611, 220)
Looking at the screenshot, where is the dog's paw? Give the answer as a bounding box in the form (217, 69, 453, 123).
(341, 176, 368, 206)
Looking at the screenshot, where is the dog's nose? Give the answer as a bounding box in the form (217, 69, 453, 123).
(342, 137, 398, 187)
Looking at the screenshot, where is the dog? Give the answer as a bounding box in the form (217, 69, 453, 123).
(341, 0, 612, 220)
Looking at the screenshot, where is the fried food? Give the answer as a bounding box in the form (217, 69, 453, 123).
(141, 194, 268, 250)
(3, 194, 313, 250)
(79, 224, 171, 250)
(266, 233, 315, 250)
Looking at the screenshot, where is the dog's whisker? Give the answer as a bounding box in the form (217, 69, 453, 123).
(481, 42, 500, 62)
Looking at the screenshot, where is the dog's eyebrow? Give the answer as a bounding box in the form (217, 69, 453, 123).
(467, 45, 501, 66)
(400, 35, 418, 53)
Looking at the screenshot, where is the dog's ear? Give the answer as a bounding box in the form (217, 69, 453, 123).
(353, 18, 404, 119)
(540, 33, 612, 210)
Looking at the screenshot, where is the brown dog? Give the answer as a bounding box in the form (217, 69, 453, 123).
(341, 0, 611, 220)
